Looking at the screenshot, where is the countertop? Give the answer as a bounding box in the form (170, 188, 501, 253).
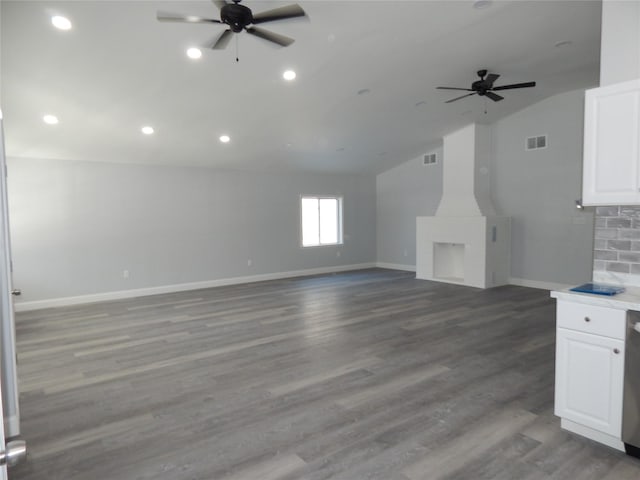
(551, 286, 640, 311)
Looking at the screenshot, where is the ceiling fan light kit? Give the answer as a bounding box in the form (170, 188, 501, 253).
(157, 0, 307, 55)
(437, 69, 536, 104)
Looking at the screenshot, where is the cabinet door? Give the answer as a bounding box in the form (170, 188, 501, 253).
(583, 79, 640, 206)
(555, 328, 625, 437)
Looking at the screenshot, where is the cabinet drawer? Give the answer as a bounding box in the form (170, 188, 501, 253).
(557, 301, 626, 339)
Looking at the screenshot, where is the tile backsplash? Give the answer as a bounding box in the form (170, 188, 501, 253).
(594, 206, 640, 275)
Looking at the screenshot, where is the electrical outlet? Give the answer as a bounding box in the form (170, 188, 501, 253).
(247, 259, 252, 267)
(403, 249, 408, 257)
(123, 269, 130, 279)
(336, 251, 341, 257)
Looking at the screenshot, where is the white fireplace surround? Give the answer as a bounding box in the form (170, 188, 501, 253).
(417, 216, 510, 288)
(416, 123, 511, 289)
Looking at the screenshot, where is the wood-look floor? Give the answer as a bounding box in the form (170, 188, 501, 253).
(10, 269, 640, 480)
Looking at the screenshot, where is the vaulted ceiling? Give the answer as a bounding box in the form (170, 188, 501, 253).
(1, 1, 601, 174)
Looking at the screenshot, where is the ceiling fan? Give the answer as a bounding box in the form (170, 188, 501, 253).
(157, 0, 306, 50)
(437, 70, 536, 103)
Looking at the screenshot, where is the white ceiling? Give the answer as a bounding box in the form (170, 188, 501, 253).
(0, 1, 601, 174)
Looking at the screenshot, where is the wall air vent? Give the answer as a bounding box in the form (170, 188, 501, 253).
(526, 134, 547, 150)
(423, 153, 437, 165)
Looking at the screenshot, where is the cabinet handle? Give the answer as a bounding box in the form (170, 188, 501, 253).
(614, 348, 620, 354)
(584, 317, 591, 322)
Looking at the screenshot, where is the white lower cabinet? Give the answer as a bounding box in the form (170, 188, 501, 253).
(555, 328, 624, 437)
(554, 299, 627, 450)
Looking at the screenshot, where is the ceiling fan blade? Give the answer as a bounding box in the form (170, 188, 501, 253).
(212, 0, 228, 10)
(157, 11, 222, 24)
(492, 81, 536, 91)
(245, 26, 294, 47)
(252, 4, 307, 24)
(484, 73, 500, 87)
(208, 29, 233, 50)
(445, 93, 477, 104)
(436, 87, 473, 91)
(485, 91, 504, 102)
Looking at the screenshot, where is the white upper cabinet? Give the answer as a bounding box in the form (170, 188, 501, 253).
(583, 78, 640, 206)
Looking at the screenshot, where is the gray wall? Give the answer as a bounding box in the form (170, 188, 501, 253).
(491, 88, 594, 285)
(7, 158, 376, 303)
(376, 146, 443, 268)
(9, 89, 595, 304)
(376, 89, 594, 286)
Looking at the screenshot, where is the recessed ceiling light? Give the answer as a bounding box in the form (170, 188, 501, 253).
(141, 126, 154, 135)
(186, 47, 202, 59)
(219, 135, 230, 143)
(51, 15, 72, 30)
(283, 70, 296, 81)
(473, 0, 492, 9)
(43, 114, 59, 125)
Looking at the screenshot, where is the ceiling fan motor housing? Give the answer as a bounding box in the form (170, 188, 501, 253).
(221, 3, 253, 32)
(471, 80, 487, 95)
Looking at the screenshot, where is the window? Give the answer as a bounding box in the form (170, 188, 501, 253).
(301, 196, 343, 247)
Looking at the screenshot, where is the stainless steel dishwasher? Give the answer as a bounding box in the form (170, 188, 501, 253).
(623, 310, 640, 458)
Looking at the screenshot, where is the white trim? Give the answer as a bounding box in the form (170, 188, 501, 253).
(300, 195, 344, 248)
(508, 277, 573, 291)
(14, 268, 580, 311)
(376, 262, 417, 272)
(14, 263, 376, 312)
(560, 418, 624, 452)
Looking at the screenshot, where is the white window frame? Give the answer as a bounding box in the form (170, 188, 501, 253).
(300, 195, 344, 248)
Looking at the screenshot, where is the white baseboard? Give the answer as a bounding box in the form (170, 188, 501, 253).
(15, 267, 576, 312)
(14, 263, 376, 312)
(508, 277, 573, 291)
(376, 262, 416, 272)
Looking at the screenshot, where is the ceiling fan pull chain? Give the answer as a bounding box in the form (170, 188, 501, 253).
(236, 34, 239, 62)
